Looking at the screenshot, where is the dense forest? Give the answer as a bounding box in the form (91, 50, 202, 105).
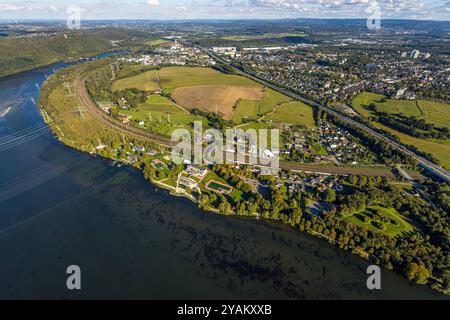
(0, 28, 149, 78)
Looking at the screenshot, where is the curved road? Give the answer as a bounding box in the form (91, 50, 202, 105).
(196, 45, 450, 183)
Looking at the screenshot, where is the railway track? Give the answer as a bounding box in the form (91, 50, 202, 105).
(75, 72, 394, 177)
(76, 74, 174, 147)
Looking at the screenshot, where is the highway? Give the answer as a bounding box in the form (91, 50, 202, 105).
(197, 45, 450, 183)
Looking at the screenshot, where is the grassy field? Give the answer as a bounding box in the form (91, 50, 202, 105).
(418, 100, 450, 130)
(120, 94, 207, 136)
(171, 85, 263, 120)
(113, 66, 300, 125)
(373, 122, 450, 169)
(352, 92, 450, 169)
(259, 88, 292, 114)
(146, 39, 172, 46)
(343, 206, 413, 237)
(265, 101, 315, 127)
(352, 92, 422, 117)
(132, 94, 181, 113)
(112, 69, 159, 92)
(232, 99, 260, 123)
(159, 67, 258, 93)
(222, 33, 307, 41)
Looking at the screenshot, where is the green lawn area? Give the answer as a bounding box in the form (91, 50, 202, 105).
(159, 66, 258, 93)
(418, 100, 450, 130)
(352, 92, 422, 117)
(146, 39, 171, 46)
(232, 99, 260, 123)
(201, 172, 243, 203)
(231, 88, 295, 124)
(343, 206, 414, 237)
(142, 94, 183, 113)
(259, 88, 292, 114)
(120, 94, 208, 137)
(222, 33, 307, 41)
(162, 178, 178, 188)
(373, 122, 450, 170)
(312, 143, 328, 156)
(112, 70, 159, 92)
(122, 95, 181, 115)
(264, 101, 315, 127)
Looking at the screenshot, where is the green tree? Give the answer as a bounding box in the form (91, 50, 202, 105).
(322, 188, 336, 202)
(404, 262, 430, 284)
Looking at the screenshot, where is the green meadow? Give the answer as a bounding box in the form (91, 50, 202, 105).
(265, 101, 315, 127)
(352, 92, 450, 169)
(343, 206, 414, 237)
(120, 94, 208, 136)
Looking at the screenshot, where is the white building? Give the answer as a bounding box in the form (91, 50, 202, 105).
(410, 50, 420, 59)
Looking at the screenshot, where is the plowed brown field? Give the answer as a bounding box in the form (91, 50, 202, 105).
(171, 85, 263, 120)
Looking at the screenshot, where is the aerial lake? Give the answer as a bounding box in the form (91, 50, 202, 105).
(0, 56, 445, 299)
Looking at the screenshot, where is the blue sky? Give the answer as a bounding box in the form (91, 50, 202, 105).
(0, 0, 448, 20)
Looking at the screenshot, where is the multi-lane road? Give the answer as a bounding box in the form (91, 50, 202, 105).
(197, 45, 450, 183)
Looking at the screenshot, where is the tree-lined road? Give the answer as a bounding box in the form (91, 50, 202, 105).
(197, 45, 450, 183)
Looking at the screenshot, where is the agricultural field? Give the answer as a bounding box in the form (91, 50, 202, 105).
(114, 66, 299, 125)
(418, 100, 450, 130)
(264, 101, 315, 127)
(112, 69, 159, 92)
(221, 33, 307, 41)
(158, 67, 257, 93)
(343, 206, 414, 237)
(146, 39, 172, 46)
(171, 85, 263, 120)
(352, 92, 450, 169)
(352, 92, 422, 117)
(373, 122, 450, 170)
(259, 88, 292, 114)
(231, 99, 260, 123)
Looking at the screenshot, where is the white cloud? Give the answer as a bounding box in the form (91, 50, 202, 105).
(148, 0, 160, 6)
(49, 5, 59, 13)
(0, 4, 26, 11)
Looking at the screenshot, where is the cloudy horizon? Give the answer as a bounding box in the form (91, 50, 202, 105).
(0, 0, 448, 21)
